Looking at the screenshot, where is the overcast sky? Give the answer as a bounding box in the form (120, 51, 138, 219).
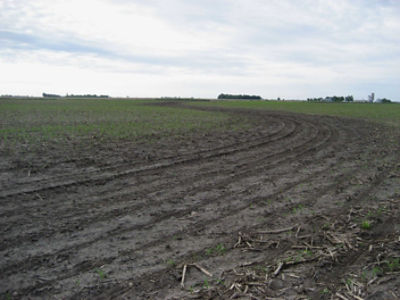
(1, 0, 399, 100)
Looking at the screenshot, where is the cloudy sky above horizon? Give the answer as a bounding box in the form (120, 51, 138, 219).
(1, 0, 399, 100)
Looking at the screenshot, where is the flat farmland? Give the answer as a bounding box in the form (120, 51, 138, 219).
(1, 99, 400, 299)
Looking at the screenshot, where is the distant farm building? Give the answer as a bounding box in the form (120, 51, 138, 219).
(368, 92, 375, 103)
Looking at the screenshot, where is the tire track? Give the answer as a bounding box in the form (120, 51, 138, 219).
(1, 106, 390, 299)
(0, 117, 287, 199)
(0, 117, 288, 204)
(0, 116, 302, 220)
(0, 117, 328, 250)
(71, 145, 399, 300)
(0, 116, 311, 230)
(0, 117, 340, 275)
(3, 134, 392, 298)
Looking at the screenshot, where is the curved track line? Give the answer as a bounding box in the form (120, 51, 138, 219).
(0, 119, 339, 275)
(2, 106, 393, 299)
(3, 146, 393, 297)
(0, 118, 330, 249)
(0, 117, 289, 199)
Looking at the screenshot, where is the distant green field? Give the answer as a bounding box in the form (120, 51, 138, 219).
(0, 98, 245, 148)
(191, 100, 400, 127)
(2, 98, 399, 150)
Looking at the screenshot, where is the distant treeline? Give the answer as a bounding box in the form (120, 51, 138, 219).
(218, 93, 262, 100)
(307, 95, 354, 102)
(0, 95, 37, 99)
(378, 98, 392, 103)
(42, 93, 61, 98)
(160, 97, 196, 101)
(42, 93, 109, 98)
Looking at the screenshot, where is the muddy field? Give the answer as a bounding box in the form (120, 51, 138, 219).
(1, 103, 400, 299)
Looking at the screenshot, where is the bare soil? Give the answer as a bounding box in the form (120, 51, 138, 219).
(1, 103, 400, 299)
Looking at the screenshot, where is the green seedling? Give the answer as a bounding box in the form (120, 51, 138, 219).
(372, 266, 383, 276)
(205, 248, 213, 256)
(361, 220, 372, 230)
(386, 258, 400, 272)
(345, 278, 352, 287)
(321, 287, 330, 295)
(292, 204, 304, 214)
(253, 265, 268, 273)
(367, 207, 385, 218)
(166, 259, 176, 266)
(284, 256, 293, 263)
(302, 249, 313, 257)
(96, 268, 106, 280)
(215, 243, 226, 254)
(361, 271, 368, 281)
(322, 223, 330, 231)
(205, 243, 226, 256)
(291, 249, 313, 263)
(203, 279, 209, 289)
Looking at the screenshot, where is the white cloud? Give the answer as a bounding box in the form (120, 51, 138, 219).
(0, 0, 399, 100)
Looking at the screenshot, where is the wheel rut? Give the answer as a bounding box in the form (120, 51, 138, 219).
(1, 104, 397, 299)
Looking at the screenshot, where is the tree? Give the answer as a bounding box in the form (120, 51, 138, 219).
(345, 95, 354, 102)
(217, 93, 262, 100)
(332, 96, 344, 102)
(42, 93, 61, 98)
